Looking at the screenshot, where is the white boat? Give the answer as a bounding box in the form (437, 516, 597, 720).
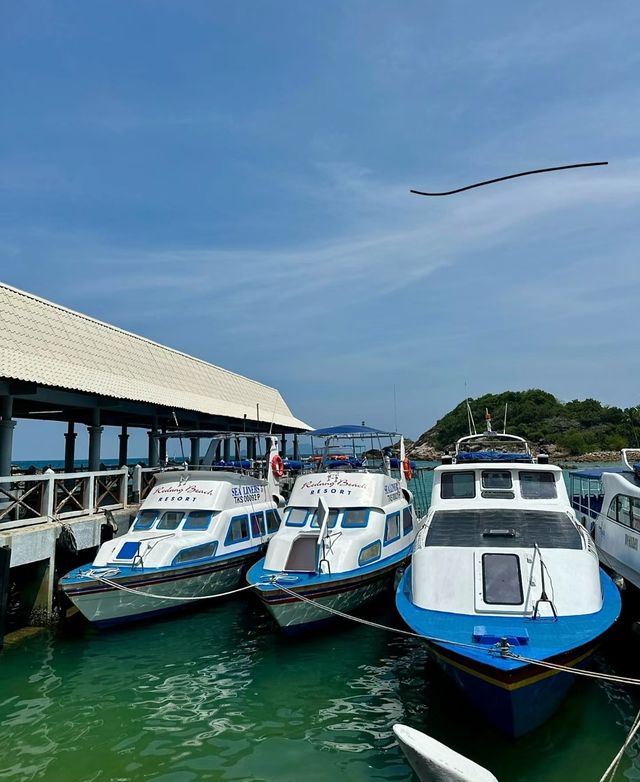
(396, 415, 620, 736)
(393, 724, 498, 782)
(60, 436, 285, 627)
(247, 425, 423, 631)
(570, 449, 640, 589)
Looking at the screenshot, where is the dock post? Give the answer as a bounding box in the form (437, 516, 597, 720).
(0, 395, 16, 478)
(148, 422, 159, 468)
(0, 545, 10, 648)
(88, 409, 103, 472)
(293, 434, 300, 461)
(190, 437, 199, 467)
(119, 425, 129, 467)
(64, 420, 77, 473)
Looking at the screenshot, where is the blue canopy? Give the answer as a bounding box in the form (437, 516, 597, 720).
(305, 425, 397, 437)
(569, 467, 625, 479)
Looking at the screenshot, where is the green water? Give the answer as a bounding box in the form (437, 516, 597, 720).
(1, 598, 639, 782)
(2, 462, 640, 781)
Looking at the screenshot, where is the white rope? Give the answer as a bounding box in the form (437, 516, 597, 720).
(271, 578, 640, 687)
(92, 573, 258, 602)
(271, 579, 486, 653)
(598, 706, 640, 782)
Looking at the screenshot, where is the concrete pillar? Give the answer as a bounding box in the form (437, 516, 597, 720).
(0, 396, 15, 478)
(64, 421, 77, 473)
(246, 437, 254, 460)
(223, 437, 231, 461)
(148, 423, 159, 468)
(159, 425, 167, 464)
(281, 433, 287, 459)
(293, 434, 300, 461)
(88, 409, 103, 472)
(215, 440, 222, 462)
(234, 437, 240, 461)
(118, 425, 129, 467)
(190, 437, 199, 466)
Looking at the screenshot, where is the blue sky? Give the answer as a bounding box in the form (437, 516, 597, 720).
(1, 1, 639, 460)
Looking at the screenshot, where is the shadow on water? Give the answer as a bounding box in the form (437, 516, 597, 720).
(1, 587, 640, 781)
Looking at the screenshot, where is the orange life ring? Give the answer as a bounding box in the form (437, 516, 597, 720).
(402, 457, 413, 481)
(271, 454, 285, 479)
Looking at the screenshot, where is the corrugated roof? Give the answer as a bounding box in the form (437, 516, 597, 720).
(0, 283, 309, 430)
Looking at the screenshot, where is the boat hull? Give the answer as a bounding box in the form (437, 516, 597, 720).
(61, 552, 256, 627)
(250, 554, 408, 632)
(396, 567, 620, 737)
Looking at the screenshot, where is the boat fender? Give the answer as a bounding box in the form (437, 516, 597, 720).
(271, 454, 285, 479)
(57, 524, 77, 555)
(403, 457, 413, 481)
(393, 724, 499, 782)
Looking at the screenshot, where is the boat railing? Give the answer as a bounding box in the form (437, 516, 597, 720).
(0, 467, 129, 530)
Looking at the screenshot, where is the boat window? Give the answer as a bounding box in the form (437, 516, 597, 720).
(482, 471, 512, 489)
(285, 507, 310, 527)
(440, 471, 476, 499)
(384, 511, 401, 544)
(632, 498, 640, 532)
(608, 495, 631, 527)
(519, 471, 557, 499)
(310, 509, 339, 529)
(358, 541, 382, 566)
(402, 507, 413, 535)
(225, 514, 250, 544)
(482, 553, 523, 605)
(266, 509, 281, 533)
(183, 510, 215, 531)
(342, 509, 370, 528)
(173, 542, 218, 565)
(132, 509, 158, 530)
(157, 511, 185, 530)
(251, 511, 266, 537)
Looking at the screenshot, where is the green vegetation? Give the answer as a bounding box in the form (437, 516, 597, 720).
(418, 390, 639, 455)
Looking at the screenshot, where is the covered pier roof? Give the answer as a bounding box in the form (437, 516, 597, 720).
(0, 282, 309, 432)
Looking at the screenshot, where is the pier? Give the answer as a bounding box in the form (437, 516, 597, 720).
(0, 283, 309, 641)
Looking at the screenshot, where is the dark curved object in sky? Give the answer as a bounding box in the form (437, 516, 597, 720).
(410, 161, 608, 196)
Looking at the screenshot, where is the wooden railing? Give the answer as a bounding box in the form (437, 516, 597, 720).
(0, 468, 129, 530)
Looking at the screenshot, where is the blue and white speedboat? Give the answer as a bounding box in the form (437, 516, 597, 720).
(60, 437, 285, 628)
(396, 424, 621, 737)
(247, 425, 422, 631)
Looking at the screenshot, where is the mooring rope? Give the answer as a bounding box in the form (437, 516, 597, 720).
(91, 573, 258, 601)
(270, 578, 640, 687)
(598, 706, 640, 782)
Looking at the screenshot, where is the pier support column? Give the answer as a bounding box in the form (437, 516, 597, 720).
(246, 437, 255, 461)
(0, 396, 15, 478)
(190, 437, 199, 467)
(0, 546, 10, 648)
(293, 434, 300, 461)
(64, 421, 77, 473)
(234, 437, 240, 461)
(118, 426, 129, 467)
(281, 434, 287, 459)
(159, 424, 167, 464)
(148, 423, 159, 468)
(88, 409, 103, 472)
(223, 437, 231, 462)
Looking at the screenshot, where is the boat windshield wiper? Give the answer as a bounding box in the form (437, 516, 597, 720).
(532, 543, 558, 620)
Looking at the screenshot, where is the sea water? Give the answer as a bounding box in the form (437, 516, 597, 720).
(1, 466, 639, 782)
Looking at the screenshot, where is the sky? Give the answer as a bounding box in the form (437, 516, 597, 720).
(1, 1, 639, 460)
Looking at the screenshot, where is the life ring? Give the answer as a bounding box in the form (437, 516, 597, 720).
(402, 457, 413, 481)
(271, 454, 285, 479)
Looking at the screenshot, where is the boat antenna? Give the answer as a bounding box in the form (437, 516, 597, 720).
(503, 403, 508, 434)
(171, 410, 186, 464)
(485, 408, 492, 433)
(465, 400, 477, 436)
(393, 384, 398, 433)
